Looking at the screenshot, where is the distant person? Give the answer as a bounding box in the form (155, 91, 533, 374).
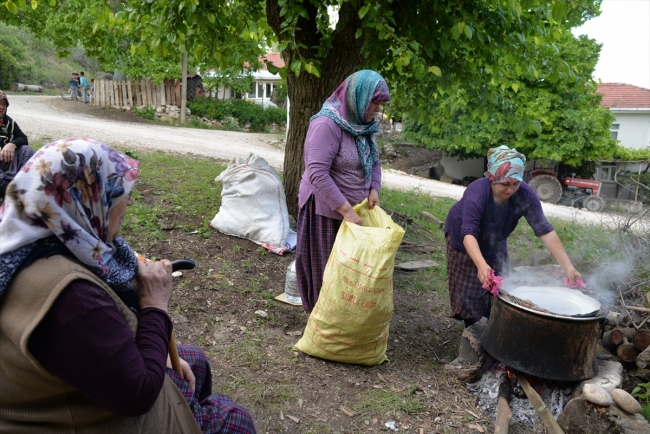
(0, 92, 34, 199)
(79, 71, 90, 104)
(69, 73, 80, 100)
(295, 69, 390, 312)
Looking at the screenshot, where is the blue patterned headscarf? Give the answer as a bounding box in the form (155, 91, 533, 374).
(0, 138, 140, 308)
(310, 70, 390, 180)
(485, 145, 527, 184)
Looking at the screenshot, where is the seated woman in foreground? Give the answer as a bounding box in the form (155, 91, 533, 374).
(0, 137, 256, 434)
(0, 91, 34, 199)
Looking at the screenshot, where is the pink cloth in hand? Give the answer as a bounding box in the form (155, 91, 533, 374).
(482, 269, 503, 296)
(562, 277, 586, 289)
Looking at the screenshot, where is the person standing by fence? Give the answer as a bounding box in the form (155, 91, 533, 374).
(79, 72, 90, 104)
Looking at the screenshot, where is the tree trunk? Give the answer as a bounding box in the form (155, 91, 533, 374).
(617, 337, 640, 363)
(267, 0, 365, 217)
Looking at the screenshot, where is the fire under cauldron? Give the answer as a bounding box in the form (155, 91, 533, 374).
(481, 286, 606, 382)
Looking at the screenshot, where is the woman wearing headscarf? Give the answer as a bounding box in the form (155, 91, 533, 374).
(296, 70, 391, 313)
(444, 145, 582, 327)
(0, 92, 34, 199)
(0, 138, 256, 433)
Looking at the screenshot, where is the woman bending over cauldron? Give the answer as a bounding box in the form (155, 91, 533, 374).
(444, 145, 582, 327)
(0, 138, 256, 433)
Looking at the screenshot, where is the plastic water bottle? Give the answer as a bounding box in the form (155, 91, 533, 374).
(284, 260, 301, 304)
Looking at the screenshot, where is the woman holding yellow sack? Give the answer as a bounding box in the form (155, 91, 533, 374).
(296, 70, 391, 313)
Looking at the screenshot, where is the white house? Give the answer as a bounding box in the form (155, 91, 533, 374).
(595, 83, 650, 200)
(206, 52, 284, 104)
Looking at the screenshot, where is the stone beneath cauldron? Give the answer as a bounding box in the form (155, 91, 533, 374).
(582, 384, 613, 406)
(443, 320, 494, 383)
(574, 359, 623, 395)
(610, 389, 643, 414)
(558, 397, 650, 434)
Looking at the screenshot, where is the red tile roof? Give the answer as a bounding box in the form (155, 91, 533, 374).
(260, 52, 285, 69)
(597, 83, 650, 108)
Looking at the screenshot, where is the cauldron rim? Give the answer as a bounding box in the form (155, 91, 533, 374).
(498, 292, 607, 322)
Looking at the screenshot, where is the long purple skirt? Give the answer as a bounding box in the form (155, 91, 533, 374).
(446, 233, 507, 322)
(295, 195, 342, 313)
(167, 345, 257, 433)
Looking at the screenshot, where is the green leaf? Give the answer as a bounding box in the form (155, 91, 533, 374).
(304, 62, 320, 78)
(358, 4, 370, 19)
(5, 1, 18, 13)
(480, 111, 488, 123)
(17, 0, 26, 10)
(511, 83, 519, 93)
(290, 59, 302, 77)
(552, 1, 567, 23)
(49, 0, 56, 6)
(31, 0, 37, 9)
(355, 28, 362, 39)
(428, 66, 442, 77)
(207, 13, 215, 24)
(463, 25, 472, 40)
(520, 0, 534, 10)
(531, 120, 542, 135)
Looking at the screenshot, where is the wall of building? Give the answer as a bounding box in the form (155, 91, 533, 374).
(612, 111, 650, 150)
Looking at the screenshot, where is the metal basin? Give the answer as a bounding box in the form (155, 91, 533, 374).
(481, 294, 605, 381)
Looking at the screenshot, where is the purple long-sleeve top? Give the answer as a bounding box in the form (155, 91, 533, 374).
(28, 279, 172, 417)
(298, 117, 381, 219)
(444, 178, 554, 261)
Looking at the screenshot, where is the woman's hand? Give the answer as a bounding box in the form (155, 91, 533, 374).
(368, 188, 380, 209)
(564, 266, 583, 288)
(477, 264, 493, 286)
(136, 259, 173, 312)
(0, 142, 16, 163)
(336, 201, 363, 226)
(167, 355, 196, 392)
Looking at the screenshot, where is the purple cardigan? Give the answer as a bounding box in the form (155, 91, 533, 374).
(28, 280, 172, 417)
(444, 178, 554, 261)
(298, 117, 381, 220)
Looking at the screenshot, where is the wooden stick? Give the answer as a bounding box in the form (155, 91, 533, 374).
(515, 372, 564, 434)
(622, 305, 650, 314)
(169, 333, 183, 375)
(495, 373, 512, 434)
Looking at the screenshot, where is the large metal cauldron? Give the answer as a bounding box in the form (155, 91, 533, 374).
(481, 293, 605, 381)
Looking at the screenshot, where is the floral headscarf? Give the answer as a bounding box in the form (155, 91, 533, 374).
(310, 70, 390, 180)
(484, 145, 527, 184)
(0, 138, 140, 304)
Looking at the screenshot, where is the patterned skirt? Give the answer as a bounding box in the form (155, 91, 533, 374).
(167, 345, 257, 434)
(295, 195, 342, 313)
(0, 145, 35, 197)
(446, 233, 508, 322)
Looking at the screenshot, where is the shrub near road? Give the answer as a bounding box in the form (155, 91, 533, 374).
(188, 98, 286, 132)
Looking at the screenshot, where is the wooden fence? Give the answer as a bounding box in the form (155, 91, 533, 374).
(93, 79, 182, 108)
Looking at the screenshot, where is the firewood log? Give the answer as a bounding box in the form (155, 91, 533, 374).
(632, 329, 650, 351)
(617, 337, 640, 363)
(602, 327, 636, 348)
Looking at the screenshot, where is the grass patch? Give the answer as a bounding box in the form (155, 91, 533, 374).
(115, 149, 225, 244)
(354, 388, 424, 415)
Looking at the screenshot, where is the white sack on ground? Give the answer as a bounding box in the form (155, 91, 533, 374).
(211, 154, 295, 254)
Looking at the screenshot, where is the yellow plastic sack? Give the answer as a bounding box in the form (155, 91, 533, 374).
(293, 199, 405, 365)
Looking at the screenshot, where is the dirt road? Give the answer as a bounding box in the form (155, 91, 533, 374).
(12, 94, 617, 225)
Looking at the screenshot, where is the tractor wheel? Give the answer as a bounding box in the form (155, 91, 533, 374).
(528, 175, 562, 204)
(583, 195, 605, 212)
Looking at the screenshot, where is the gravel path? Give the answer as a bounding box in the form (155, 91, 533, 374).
(11, 94, 627, 226)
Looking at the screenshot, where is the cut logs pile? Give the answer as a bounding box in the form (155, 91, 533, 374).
(600, 292, 650, 381)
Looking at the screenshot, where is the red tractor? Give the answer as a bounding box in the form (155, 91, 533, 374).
(527, 169, 605, 212)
